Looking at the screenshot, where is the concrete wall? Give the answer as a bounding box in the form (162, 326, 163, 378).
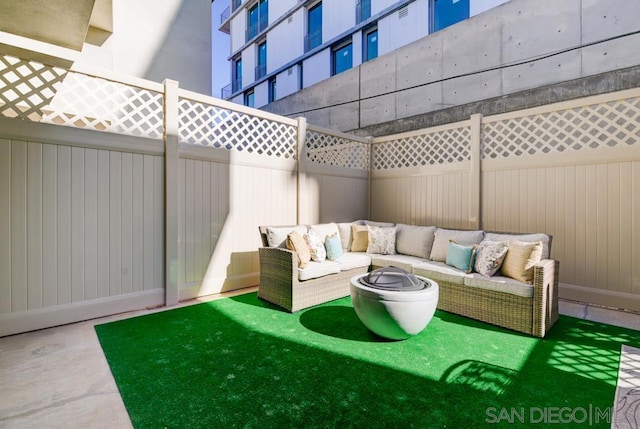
(262, 0, 640, 132)
(79, 0, 212, 95)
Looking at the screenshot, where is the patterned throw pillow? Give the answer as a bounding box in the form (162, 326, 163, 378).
(474, 240, 509, 277)
(304, 232, 326, 262)
(366, 225, 397, 255)
(325, 233, 343, 260)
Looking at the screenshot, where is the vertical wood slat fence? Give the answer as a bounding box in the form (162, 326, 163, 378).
(0, 54, 369, 336)
(1, 51, 639, 335)
(370, 88, 640, 311)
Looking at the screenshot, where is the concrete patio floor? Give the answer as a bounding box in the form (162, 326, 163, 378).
(1, 289, 639, 429)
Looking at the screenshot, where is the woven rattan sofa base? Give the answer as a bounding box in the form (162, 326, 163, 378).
(412, 259, 559, 338)
(258, 247, 369, 312)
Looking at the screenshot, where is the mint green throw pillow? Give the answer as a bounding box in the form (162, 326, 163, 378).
(325, 233, 343, 260)
(446, 241, 477, 273)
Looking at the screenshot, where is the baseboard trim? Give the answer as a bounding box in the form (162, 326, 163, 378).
(0, 289, 165, 337)
(559, 283, 640, 313)
(178, 273, 259, 302)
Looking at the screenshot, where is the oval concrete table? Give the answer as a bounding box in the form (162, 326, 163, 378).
(350, 272, 439, 340)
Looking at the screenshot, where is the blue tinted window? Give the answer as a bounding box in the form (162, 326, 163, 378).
(307, 3, 322, 50)
(365, 29, 378, 62)
(433, 0, 469, 32)
(333, 43, 352, 75)
(245, 91, 254, 107)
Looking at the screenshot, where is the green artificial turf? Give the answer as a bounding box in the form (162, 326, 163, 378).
(95, 293, 638, 428)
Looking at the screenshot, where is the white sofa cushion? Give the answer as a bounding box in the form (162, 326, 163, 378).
(308, 223, 340, 242)
(364, 220, 395, 227)
(395, 224, 437, 259)
(485, 232, 551, 259)
(464, 274, 534, 298)
(430, 228, 484, 262)
(298, 261, 341, 281)
(370, 254, 427, 272)
(334, 252, 371, 271)
(413, 261, 470, 285)
(336, 222, 355, 251)
(266, 225, 307, 248)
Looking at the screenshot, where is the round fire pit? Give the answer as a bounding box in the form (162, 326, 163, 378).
(350, 267, 439, 340)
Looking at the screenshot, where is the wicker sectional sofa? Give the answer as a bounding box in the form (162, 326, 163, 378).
(258, 221, 559, 337)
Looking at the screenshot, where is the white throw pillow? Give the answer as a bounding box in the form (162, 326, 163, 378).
(304, 232, 327, 262)
(366, 225, 397, 255)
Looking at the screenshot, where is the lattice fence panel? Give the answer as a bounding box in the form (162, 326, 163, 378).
(372, 126, 472, 170)
(305, 130, 369, 170)
(482, 97, 640, 159)
(179, 98, 297, 159)
(0, 55, 164, 139)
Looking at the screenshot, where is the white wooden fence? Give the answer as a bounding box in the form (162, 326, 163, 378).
(371, 88, 640, 312)
(0, 54, 369, 336)
(1, 52, 639, 336)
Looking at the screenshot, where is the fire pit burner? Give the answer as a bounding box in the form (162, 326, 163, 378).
(358, 266, 427, 291)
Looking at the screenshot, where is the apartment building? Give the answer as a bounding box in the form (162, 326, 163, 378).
(218, 0, 510, 107)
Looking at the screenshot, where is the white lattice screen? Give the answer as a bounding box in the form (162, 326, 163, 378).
(305, 129, 369, 170)
(0, 55, 164, 139)
(482, 97, 640, 159)
(178, 98, 297, 159)
(372, 126, 472, 170)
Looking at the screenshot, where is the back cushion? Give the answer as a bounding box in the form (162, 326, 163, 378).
(395, 224, 436, 259)
(266, 225, 307, 248)
(485, 232, 551, 260)
(308, 223, 340, 242)
(430, 228, 484, 262)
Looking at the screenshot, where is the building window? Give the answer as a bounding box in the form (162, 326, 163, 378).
(356, 0, 371, 24)
(305, 2, 322, 52)
(244, 90, 255, 107)
(431, 0, 469, 32)
(246, 0, 268, 42)
(232, 57, 242, 92)
(255, 41, 267, 80)
(332, 41, 352, 76)
(363, 27, 378, 62)
(268, 77, 277, 102)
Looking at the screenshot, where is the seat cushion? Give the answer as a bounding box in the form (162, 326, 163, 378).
(464, 274, 534, 298)
(370, 254, 427, 272)
(298, 261, 341, 281)
(413, 261, 470, 285)
(334, 252, 371, 271)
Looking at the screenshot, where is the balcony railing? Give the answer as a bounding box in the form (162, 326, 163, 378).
(304, 29, 322, 53)
(255, 64, 266, 81)
(245, 14, 268, 42)
(356, 0, 372, 24)
(232, 77, 242, 93)
(221, 83, 232, 99)
(231, 0, 242, 12)
(220, 6, 231, 25)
